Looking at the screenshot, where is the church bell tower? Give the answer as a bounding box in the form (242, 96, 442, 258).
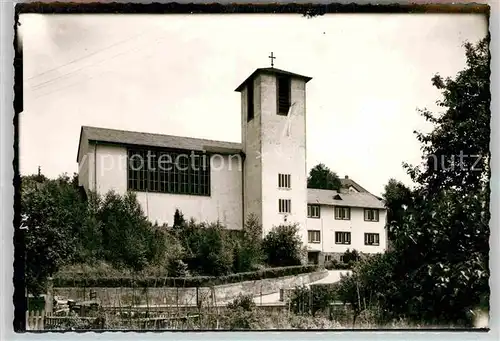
(235, 58, 312, 245)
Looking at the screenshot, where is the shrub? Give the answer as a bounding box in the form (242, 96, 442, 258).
(342, 249, 360, 264)
(227, 293, 256, 312)
(224, 293, 258, 330)
(289, 284, 337, 316)
(262, 224, 303, 267)
(325, 259, 351, 270)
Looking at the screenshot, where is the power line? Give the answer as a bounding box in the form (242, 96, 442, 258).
(30, 31, 169, 94)
(25, 28, 153, 83)
(31, 34, 170, 101)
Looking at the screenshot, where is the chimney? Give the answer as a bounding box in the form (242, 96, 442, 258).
(344, 175, 349, 179)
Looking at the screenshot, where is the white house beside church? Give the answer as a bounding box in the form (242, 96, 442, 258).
(77, 65, 387, 265)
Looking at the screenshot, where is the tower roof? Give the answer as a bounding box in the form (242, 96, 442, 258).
(234, 67, 312, 92)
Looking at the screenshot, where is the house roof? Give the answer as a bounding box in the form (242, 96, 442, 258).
(307, 188, 386, 209)
(235, 67, 312, 92)
(340, 178, 369, 193)
(76, 126, 242, 162)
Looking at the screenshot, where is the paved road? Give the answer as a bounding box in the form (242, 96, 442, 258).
(312, 270, 352, 285)
(252, 270, 352, 305)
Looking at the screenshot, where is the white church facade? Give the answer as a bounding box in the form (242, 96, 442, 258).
(77, 66, 387, 264)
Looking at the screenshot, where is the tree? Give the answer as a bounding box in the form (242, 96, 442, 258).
(73, 191, 103, 263)
(97, 191, 155, 271)
(233, 214, 263, 272)
(339, 37, 491, 326)
(262, 224, 303, 267)
(307, 163, 341, 190)
(399, 37, 491, 324)
(194, 222, 234, 276)
(382, 179, 413, 241)
(405, 37, 490, 197)
(173, 209, 186, 230)
(22, 174, 87, 295)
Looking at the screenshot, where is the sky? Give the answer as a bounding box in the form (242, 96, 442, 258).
(19, 13, 487, 196)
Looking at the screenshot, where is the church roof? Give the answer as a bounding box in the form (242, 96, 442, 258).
(77, 126, 242, 161)
(307, 188, 385, 209)
(235, 67, 312, 92)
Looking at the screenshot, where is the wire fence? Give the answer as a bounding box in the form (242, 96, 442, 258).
(28, 300, 353, 331)
(26, 270, 354, 330)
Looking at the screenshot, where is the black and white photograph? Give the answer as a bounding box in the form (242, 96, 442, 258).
(13, 3, 491, 332)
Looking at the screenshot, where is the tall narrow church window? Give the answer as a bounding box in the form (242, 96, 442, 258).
(277, 76, 291, 115)
(127, 148, 210, 196)
(247, 83, 254, 121)
(278, 173, 291, 189)
(279, 199, 291, 213)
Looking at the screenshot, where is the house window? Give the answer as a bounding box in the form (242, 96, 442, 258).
(278, 173, 291, 189)
(364, 209, 379, 222)
(127, 148, 210, 196)
(325, 255, 332, 262)
(277, 76, 291, 115)
(279, 199, 291, 214)
(335, 206, 350, 220)
(308, 230, 321, 243)
(365, 233, 380, 246)
(335, 232, 351, 245)
(307, 204, 320, 218)
(247, 83, 254, 121)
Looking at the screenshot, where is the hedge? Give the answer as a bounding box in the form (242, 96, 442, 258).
(53, 264, 320, 288)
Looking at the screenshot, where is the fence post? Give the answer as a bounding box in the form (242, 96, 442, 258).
(40, 310, 45, 330)
(34, 310, 39, 330)
(45, 277, 53, 314)
(196, 287, 200, 312)
(25, 310, 30, 331)
(309, 290, 312, 315)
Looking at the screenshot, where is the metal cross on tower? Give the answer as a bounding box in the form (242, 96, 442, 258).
(268, 52, 276, 68)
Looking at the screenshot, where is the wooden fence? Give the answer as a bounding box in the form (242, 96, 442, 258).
(26, 310, 45, 330)
(26, 309, 217, 330)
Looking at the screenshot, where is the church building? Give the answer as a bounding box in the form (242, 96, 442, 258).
(77, 63, 387, 264)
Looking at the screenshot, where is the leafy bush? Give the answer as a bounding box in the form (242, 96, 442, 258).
(223, 293, 258, 329)
(342, 249, 360, 264)
(262, 224, 303, 267)
(227, 293, 256, 311)
(289, 284, 337, 316)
